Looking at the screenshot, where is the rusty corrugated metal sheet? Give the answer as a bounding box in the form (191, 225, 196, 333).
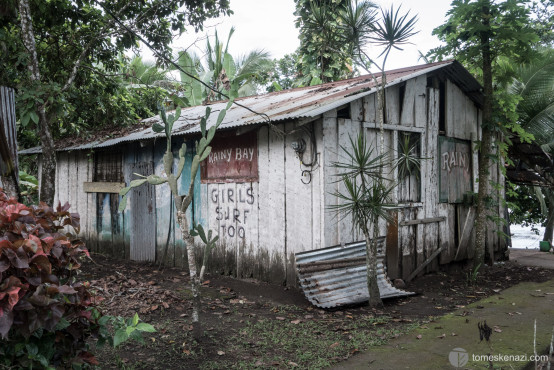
(295, 238, 414, 308)
(0, 86, 18, 176)
(20, 61, 476, 155)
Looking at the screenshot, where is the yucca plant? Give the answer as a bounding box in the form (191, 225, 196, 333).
(341, 2, 418, 156)
(330, 133, 395, 307)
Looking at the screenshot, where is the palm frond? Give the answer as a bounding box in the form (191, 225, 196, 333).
(370, 5, 419, 57)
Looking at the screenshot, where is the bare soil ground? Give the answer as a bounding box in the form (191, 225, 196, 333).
(80, 254, 554, 369)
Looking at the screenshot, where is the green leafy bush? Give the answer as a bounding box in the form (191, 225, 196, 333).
(0, 189, 98, 367)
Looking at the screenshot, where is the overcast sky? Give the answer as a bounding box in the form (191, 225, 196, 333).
(144, 0, 454, 73)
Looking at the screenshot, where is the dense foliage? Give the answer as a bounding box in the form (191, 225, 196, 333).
(0, 0, 231, 147)
(266, 52, 301, 92)
(176, 28, 273, 103)
(429, 0, 543, 264)
(0, 189, 95, 367)
(294, 0, 357, 85)
(2, 0, 231, 203)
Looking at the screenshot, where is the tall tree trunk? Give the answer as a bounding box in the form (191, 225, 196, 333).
(18, 0, 56, 205)
(365, 221, 382, 307)
(473, 2, 494, 267)
(543, 189, 554, 245)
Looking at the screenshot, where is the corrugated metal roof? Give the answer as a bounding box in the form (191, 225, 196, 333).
(19, 60, 482, 154)
(295, 238, 414, 308)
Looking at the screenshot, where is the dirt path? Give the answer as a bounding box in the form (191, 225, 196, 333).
(81, 254, 554, 369)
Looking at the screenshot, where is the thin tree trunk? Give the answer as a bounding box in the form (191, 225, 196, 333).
(18, 0, 56, 205)
(177, 210, 202, 340)
(543, 189, 554, 245)
(365, 222, 382, 307)
(474, 1, 494, 267)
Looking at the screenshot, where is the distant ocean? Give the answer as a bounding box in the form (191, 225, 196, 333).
(510, 224, 546, 249)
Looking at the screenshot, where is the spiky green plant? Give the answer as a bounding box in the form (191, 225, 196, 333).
(330, 133, 396, 307)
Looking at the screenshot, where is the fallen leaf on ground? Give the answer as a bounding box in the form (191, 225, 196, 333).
(416, 335, 422, 340)
(451, 332, 457, 336)
(493, 326, 502, 333)
(329, 342, 340, 349)
(276, 317, 285, 321)
(291, 319, 301, 325)
(217, 351, 225, 356)
(151, 305, 158, 311)
(437, 334, 446, 339)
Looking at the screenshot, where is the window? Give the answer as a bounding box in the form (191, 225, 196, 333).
(397, 132, 421, 202)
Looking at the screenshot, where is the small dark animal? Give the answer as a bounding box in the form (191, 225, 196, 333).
(478, 321, 492, 342)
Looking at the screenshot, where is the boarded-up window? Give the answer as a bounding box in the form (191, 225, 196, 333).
(94, 150, 123, 182)
(201, 130, 258, 183)
(438, 136, 472, 203)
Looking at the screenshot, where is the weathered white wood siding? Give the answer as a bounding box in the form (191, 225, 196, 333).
(50, 71, 506, 285)
(55, 151, 94, 241)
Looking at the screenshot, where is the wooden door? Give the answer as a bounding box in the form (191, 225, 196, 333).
(129, 162, 156, 261)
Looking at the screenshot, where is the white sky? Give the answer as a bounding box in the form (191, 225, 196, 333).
(143, 0, 454, 73)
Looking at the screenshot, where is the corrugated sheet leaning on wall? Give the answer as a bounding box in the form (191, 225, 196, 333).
(295, 238, 414, 308)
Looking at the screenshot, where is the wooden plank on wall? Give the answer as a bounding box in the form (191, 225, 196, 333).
(68, 154, 78, 214)
(97, 193, 113, 256)
(76, 152, 89, 238)
(350, 98, 364, 122)
(285, 121, 313, 284)
(236, 182, 259, 279)
(337, 118, 360, 244)
(439, 203, 455, 264)
(363, 94, 377, 123)
(323, 110, 339, 248)
(85, 152, 97, 253)
(57, 152, 69, 206)
(446, 80, 455, 138)
(424, 87, 440, 272)
(83, 182, 125, 193)
(385, 84, 400, 124)
(256, 126, 270, 279)
(129, 161, 156, 262)
(267, 127, 286, 283)
(414, 75, 427, 128)
(386, 212, 400, 279)
(400, 207, 416, 280)
(153, 140, 173, 266)
(311, 120, 324, 251)
(400, 80, 416, 126)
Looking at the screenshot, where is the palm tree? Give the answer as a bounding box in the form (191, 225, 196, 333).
(176, 28, 273, 104)
(508, 49, 554, 244)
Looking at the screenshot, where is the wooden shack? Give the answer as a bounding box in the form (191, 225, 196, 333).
(21, 60, 507, 284)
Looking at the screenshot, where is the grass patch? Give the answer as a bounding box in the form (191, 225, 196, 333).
(201, 313, 418, 369)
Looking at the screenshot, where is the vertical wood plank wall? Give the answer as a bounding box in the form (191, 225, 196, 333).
(52, 73, 506, 285)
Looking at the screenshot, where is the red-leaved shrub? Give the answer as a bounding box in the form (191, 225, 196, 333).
(0, 189, 99, 367)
